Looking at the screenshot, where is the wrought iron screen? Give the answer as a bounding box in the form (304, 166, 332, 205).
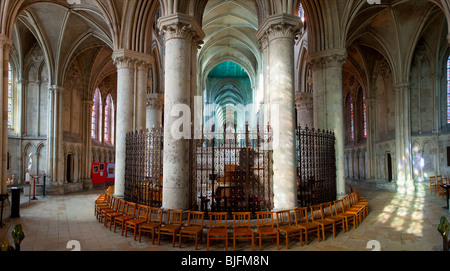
(124, 128, 163, 207)
(191, 124, 274, 215)
(296, 126, 337, 207)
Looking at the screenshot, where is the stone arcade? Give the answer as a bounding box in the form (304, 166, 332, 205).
(0, 0, 449, 220)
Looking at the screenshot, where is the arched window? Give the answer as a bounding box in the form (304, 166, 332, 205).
(8, 62, 13, 129)
(345, 93, 354, 142)
(298, 3, 307, 29)
(359, 89, 367, 138)
(447, 56, 450, 123)
(104, 94, 115, 144)
(91, 88, 102, 141)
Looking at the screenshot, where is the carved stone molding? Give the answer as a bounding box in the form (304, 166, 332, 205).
(256, 14, 301, 43)
(295, 92, 313, 111)
(157, 14, 205, 46)
(307, 49, 347, 70)
(147, 93, 164, 110)
(112, 49, 153, 70)
(0, 34, 12, 52)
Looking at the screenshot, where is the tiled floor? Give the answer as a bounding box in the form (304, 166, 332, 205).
(0, 182, 448, 251)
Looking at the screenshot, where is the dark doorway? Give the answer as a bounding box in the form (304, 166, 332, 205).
(387, 153, 392, 182)
(66, 154, 72, 182)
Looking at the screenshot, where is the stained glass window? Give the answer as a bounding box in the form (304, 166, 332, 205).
(362, 90, 367, 138)
(8, 63, 13, 129)
(448, 57, 450, 123)
(350, 96, 354, 141)
(104, 94, 113, 143)
(91, 89, 100, 139)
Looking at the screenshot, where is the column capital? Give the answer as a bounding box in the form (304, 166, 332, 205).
(0, 34, 13, 52)
(48, 85, 65, 93)
(112, 49, 154, 70)
(256, 14, 301, 43)
(393, 82, 410, 92)
(307, 49, 347, 70)
(147, 93, 164, 110)
(295, 92, 313, 110)
(157, 13, 205, 46)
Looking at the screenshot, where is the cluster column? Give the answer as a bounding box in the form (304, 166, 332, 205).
(0, 34, 12, 195)
(158, 14, 204, 210)
(257, 14, 301, 210)
(112, 49, 153, 198)
(308, 49, 347, 198)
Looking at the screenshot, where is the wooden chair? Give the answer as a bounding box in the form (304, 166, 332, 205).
(430, 176, 437, 195)
(138, 207, 164, 244)
(124, 205, 150, 241)
(256, 211, 279, 251)
(342, 195, 363, 225)
(178, 211, 204, 250)
(322, 202, 346, 233)
(95, 193, 108, 218)
(158, 209, 184, 247)
(232, 212, 255, 251)
(310, 204, 336, 241)
(437, 176, 445, 198)
(207, 212, 228, 251)
(333, 199, 358, 230)
(350, 192, 368, 218)
(105, 199, 126, 230)
(97, 194, 116, 222)
(293, 207, 320, 245)
(275, 210, 302, 249)
(114, 202, 137, 234)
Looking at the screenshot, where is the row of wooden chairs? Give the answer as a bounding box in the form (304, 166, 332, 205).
(429, 175, 449, 198)
(94, 188, 368, 251)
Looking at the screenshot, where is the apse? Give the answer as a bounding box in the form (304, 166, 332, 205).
(204, 61, 255, 133)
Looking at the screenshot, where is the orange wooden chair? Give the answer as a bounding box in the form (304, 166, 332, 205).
(430, 176, 437, 195)
(124, 205, 150, 241)
(114, 202, 137, 234)
(342, 195, 363, 225)
(322, 202, 346, 233)
(158, 209, 184, 247)
(105, 199, 126, 230)
(232, 212, 255, 251)
(97, 195, 116, 222)
(310, 204, 336, 241)
(333, 199, 358, 230)
(178, 211, 205, 250)
(207, 212, 228, 251)
(293, 207, 320, 245)
(138, 207, 163, 244)
(275, 210, 302, 249)
(256, 211, 279, 251)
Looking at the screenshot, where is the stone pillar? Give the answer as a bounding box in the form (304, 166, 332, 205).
(112, 51, 135, 198)
(365, 96, 376, 179)
(136, 61, 151, 131)
(146, 93, 164, 129)
(158, 14, 204, 210)
(47, 85, 65, 185)
(394, 82, 414, 194)
(308, 49, 347, 198)
(112, 49, 153, 198)
(81, 99, 93, 189)
(0, 34, 12, 195)
(257, 14, 301, 210)
(295, 92, 313, 128)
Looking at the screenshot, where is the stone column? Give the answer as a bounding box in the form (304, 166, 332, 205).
(112, 49, 153, 198)
(365, 96, 376, 179)
(136, 61, 151, 131)
(256, 14, 301, 210)
(295, 92, 313, 128)
(47, 85, 65, 186)
(112, 51, 136, 198)
(146, 93, 164, 129)
(394, 82, 414, 194)
(308, 49, 347, 198)
(0, 34, 12, 195)
(158, 14, 204, 210)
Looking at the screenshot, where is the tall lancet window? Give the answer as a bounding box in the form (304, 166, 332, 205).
(447, 56, 450, 123)
(346, 93, 354, 142)
(104, 94, 114, 144)
(360, 89, 367, 138)
(91, 88, 102, 140)
(8, 62, 13, 129)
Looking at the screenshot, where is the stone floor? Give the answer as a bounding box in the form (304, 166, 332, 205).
(0, 182, 448, 251)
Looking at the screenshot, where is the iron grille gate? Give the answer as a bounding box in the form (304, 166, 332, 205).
(191, 124, 274, 215)
(296, 126, 337, 207)
(124, 128, 163, 207)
